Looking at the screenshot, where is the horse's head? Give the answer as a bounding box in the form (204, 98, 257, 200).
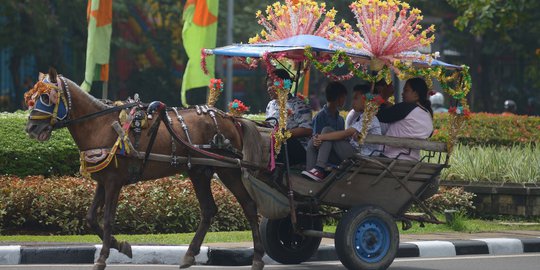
(25, 68, 69, 141)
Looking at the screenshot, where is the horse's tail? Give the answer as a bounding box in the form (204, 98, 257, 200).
(237, 118, 268, 169)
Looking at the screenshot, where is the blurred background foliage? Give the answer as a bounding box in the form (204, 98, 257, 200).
(0, 0, 538, 114)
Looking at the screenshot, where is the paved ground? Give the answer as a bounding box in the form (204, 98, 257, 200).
(204, 230, 540, 248)
(0, 254, 539, 270)
(1, 230, 539, 267)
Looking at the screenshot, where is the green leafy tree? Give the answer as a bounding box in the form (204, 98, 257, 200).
(445, 0, 540, 113)
(0, 1, 87, 110)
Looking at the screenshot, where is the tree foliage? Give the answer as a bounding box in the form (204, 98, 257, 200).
(445, 0, 540, 112)
(0, 1, 86, 110)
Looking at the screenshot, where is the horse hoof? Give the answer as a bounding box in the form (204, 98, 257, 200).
(93, 262, 106, 270)
(179, 255, 195, 268)
(251, 260, 265, 270)
(119, 241, 133, 258)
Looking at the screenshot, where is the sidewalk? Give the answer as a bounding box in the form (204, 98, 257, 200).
(1, 231, 539, 266)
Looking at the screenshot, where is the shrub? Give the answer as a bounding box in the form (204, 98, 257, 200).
(432, 113, 540, 146)
(0, 175, 249, 234)
(423, 187, 476, 214)
(0, 112, 79, 177)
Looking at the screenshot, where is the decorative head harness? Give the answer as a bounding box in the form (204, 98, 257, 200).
(24, 75, 69, 125)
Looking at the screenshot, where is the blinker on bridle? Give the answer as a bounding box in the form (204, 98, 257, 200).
(27, 76, 70, 127)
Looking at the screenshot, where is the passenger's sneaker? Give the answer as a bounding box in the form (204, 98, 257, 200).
(301, 168, 326, 182)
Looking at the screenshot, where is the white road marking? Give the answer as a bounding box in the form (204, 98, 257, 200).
(395, 253, 540, 262)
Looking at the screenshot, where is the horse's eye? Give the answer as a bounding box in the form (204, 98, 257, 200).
(40, 94, 51, 106)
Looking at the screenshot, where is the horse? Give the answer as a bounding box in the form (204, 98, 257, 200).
(24, 69, 268, 270)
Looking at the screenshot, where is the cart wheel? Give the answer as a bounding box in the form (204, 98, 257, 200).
(335, 206, 399, 270)
(260, 213, 323, 264)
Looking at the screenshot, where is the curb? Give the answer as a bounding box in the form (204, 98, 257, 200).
(1, 238, 539, 266)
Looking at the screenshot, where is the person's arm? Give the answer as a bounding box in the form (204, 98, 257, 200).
(311, 112, 324, 135)
(376, 102, 417, 123)
(290, 127, 313, 138)
(292, 101, 313, 138)
(265, 100, 278, 119)
(344, 110, 358, 129)
(318, 127, 356, 141)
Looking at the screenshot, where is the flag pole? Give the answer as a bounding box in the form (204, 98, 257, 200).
(102, 82, 108, 99)
(225, 0, 234, 107)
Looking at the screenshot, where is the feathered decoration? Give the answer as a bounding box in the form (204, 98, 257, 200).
(249, 0, 338, 44)
(332, 0, 437, 70)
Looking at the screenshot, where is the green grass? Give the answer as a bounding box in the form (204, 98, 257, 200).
(0, 231, 253, 245)
(1, 218, 539, 244)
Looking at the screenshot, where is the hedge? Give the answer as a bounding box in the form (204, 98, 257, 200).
(2, 112, 539, 177)
(0, 175, 249, 235)
(431, 113, 540, 146)
(0, 112, 79, 177)
(0, 175, 477, 235)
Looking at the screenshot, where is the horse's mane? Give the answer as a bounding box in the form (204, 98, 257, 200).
(65, 78, 112, 110)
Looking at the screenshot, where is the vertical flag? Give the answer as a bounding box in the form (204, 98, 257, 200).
(181, 0, 219, 106)
(82, 0, 113, 92)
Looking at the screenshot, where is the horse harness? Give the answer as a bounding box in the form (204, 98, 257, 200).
(84, 102, 249, 183)
(31, 75, 259, 183)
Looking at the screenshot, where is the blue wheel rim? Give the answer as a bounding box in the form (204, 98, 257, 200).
(353, 216, 391, 263)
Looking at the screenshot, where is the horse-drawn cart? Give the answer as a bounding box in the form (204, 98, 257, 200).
(203, 4, 471, 266)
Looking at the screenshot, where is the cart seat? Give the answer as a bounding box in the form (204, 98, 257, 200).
(289, 134, 449, 215)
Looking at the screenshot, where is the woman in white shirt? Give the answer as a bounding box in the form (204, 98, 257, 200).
(376, 78, 433, 161)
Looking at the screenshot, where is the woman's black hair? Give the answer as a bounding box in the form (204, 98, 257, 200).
(406, 77, 433, 117)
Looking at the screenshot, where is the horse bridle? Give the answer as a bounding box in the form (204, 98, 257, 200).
(27, 76, 71, 126)
(28, 75, 138, 130)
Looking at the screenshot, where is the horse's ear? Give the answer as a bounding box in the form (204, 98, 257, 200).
(38, 72, 46, 81)
(48, 67, 58, 83)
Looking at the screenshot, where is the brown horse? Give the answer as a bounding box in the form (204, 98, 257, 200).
(25, 69, 267, 270)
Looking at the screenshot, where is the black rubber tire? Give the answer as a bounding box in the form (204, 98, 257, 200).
(260, 213, 323, 264)
(335, 206, 399, 270)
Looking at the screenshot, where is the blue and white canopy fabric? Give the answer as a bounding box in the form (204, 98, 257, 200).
(207, 34, 368, 59)
(205, 34, 462, 70)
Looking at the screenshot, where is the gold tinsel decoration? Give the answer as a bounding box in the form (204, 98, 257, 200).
(357, 100, 380, 145)
(274, 83, 292, 155)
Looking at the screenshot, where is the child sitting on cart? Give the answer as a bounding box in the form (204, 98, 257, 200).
(302, 86, 382, 182)
(311, 81, 348, 134)
(346, 81, 394, 133)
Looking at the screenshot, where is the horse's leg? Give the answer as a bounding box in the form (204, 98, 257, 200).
(93, 182, 122, 270)
(218, 169, 264, 270)
(180, 167, 217, 269)
(86, 182, 132, 259)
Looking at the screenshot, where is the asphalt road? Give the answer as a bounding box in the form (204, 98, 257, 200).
(1, 254, 539, 270)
